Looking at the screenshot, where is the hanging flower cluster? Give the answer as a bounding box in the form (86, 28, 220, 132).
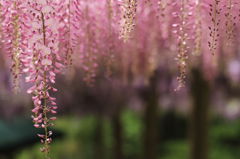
(1, 1, 26, 93)
(57, 0, 74, 69)
(172, 0, 193, 90)
(119, 0, 137, 42)
(157, 0, 172, 39)
(208, 0, 221, 55)
(193, 0, 202, 56)
(23, 0, 62, 157)
(224, 0, 237, 46)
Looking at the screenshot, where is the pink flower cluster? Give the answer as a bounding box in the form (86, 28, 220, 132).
(1, 1, 27, 92)
(23, 0, 62, 155)
(57, 0, 73, 68)
(171, 0, 194, 91)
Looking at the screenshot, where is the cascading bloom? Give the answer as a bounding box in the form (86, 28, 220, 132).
(193, 0, 202, 56)
(57, 0, 74, 69)
(119, 0, 137, 42)
(157, 0, 173, 40)
(224, 0, 236, 45)
(171, 0, 194, 91)
(1, 0, 26, 93)
(74, 0, 100, 86)
(22, 0, 63, 157)
(208, 0, 221, 55)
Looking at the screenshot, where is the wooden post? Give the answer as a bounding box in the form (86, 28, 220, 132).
(142, 71, 159, 159)
(112, 109, 123, 159)
(190, 68, 211, 159)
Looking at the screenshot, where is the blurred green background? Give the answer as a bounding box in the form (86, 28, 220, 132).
(13, 109, 240, 159)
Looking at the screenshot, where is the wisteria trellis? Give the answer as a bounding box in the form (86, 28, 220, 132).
(1, 0, 240, 158)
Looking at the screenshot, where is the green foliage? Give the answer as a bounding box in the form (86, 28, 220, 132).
(121, 110, 143, 158)
(16, 111, 240, 159)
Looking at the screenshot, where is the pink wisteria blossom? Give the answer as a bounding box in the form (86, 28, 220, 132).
(1, 0, 27, 93)
(1, 0, 240, 157)
(23, 0, 63, 156)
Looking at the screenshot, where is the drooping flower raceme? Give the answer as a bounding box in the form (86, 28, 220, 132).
(1, 1, 27, 93)
(208, 0, 221, 55)
(119, 0, 137, 42)
(72, 0, 101, 86)
(23, 0, 62, 157)
(172, 0, 194, 91)
(57, 0, 74, 69)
